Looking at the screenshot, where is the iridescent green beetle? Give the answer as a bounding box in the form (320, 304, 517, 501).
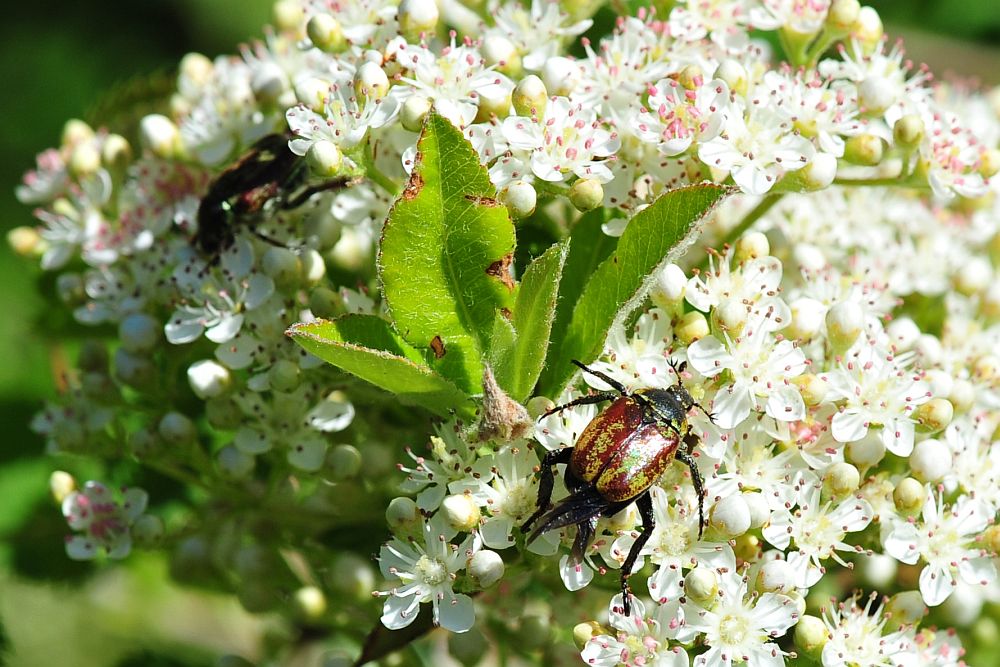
(522, 359, 711, 616)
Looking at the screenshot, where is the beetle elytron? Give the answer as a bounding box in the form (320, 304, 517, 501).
(522, 359, 711, 616)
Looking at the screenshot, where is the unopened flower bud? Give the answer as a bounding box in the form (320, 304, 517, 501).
(450, 628, 491, 664)
(7, 226, 42, 258)
(139, 114, 180, 158)
(159, 411, 196, 445)
(826, 0, 861, 32)
(795, 614, 829, 659)
(49, 470, 76, 504)
(954, 256, 992, 295)
(949, 379, 974, 413)
(188, 360, 232, 399)
(573, 622, 602, 649)
(468, 549, 505, 588)
(793, 243, 826, 272)
(892, 114, 924, 149)
(980, 148, 1000, 178)
(733, 232, 769, 264)
(568, 178, 603, 211)
(306, 140, 343, 177)
(714, 59, 747, 96)
(649, 264, 687, 309)
(272, 0, 304, 31)
(787, 297, 826, 341)
(826, 301, 863, 351)
(218, 445, 255, 478)
(512, 75, 547, 117)
(913, 398, 952, 436)
(475, 85, 512, 122)
(678, 65, 703, 90)
(132, 514, 165, 547)
(401, 94, 433, 132)
(541, 56, 580, 96)
(398, 0, 439, 40)
(267, 359, 301, 392)
(355, 62, 389, 101)
(101, 134, 132, 173)
(676, 311, 709, 344)
(500, 179, 537, 218)
(909, 438, 950, 483)
(893, 477, 925, 515)
(743, 491, 770, 529)
(852, 6, 884, 49)
(295, 77, 330, 111)
(711, 494, 751, 537)
(262, 246, 302, 288)
(796, 152, 838, 190)
(684, 566, 718, 603)
(844, 133, 884, 165)
(482, 35, 521, 75)
(326, 444, 362, 480)
(386, 496, 421, 533)
(713, 298, 749, 336)
(294, 586, 327, 621)
(887, 590, 926, 626)
(119, 312, 159, 353)
(527, 396, 555, 418)
(62, 118, 95, 147)
(823, 461, 860, 497)
(251, 62, 287, 107)
(442, 494, 481, 532)
(307, 14, 345, 52)
(846, 432, 885, 468)
(886, 317, 920, 351)
(756, 559, 793, 593)
(69, 142, 101, 178)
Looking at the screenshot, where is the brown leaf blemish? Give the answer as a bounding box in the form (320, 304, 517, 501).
(486, 253, 515, 291)
(464, 194, 500, 206)
(430, 335, 446, 358)
(402, 172, 424, 201)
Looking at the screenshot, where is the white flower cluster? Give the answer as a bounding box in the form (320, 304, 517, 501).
(11, 0, 1000, 664)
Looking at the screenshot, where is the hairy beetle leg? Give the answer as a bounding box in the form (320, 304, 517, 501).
(541, 391, 620, 418)
(571, 359, 628, 394)
(619, 492, 655, 618)
(676, 442, 706, 540)
(522, 447, 573, 533)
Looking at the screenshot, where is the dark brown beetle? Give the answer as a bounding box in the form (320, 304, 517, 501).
(523, 359, 711, 616)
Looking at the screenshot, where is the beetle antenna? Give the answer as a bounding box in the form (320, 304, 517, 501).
(570, 360, 628, 394)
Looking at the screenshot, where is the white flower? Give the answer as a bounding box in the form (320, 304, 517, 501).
(684, 249, 789, 322)
(166, 239, 276, 345)
(634, 77, 730, 157)
(921, 109, 990, 200)
(302, 0, 399, 49)
(285, 82, 399, 161)
(450, 443, 542, 549)
(62, 481, 149, 560)
(377, 513, 480, 633)
(883, 491, 995, 606)
(610, 486, 736, 605)
(909, 628, 966, 667)
(687, 309, 807, 430)
(821, 338, 931, 457)
(488, 0, 592, 71)
(820, 593, 919, 667)
(761, 70, 861, 158)
(763, 473, 873, 588)
(388, 39, 512, 128)
(680, 570, 798, 667)
(501, 96, 620, 183)
(585, 308, 676, 392)
(16, 147, 70, 205)
(707, 419, 804, 512)
(35, 171, 114, 270)
(581, 595, 690, 667)
(399, 421, 480, 510)
(698, 101, 816, 196)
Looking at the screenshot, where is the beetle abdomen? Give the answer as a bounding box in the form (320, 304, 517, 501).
(596, 424, 680, 502)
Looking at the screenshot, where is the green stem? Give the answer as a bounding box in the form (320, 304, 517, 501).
(719, 193, 783, 249)
(833, 177, 928, 188)
(363, 142, 400, 197)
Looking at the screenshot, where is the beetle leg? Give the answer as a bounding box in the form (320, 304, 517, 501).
(541, 391, 620, 418)
(676, 444, 706, 540)
(693, 401, 716, 424)
(619, 491, 655, 618)
(521, 447, 573, 533)
(570, 515, 599, 563)
(571, 359, 628, 394)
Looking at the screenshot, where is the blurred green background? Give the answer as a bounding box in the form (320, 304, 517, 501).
(0, 2, 998, 666)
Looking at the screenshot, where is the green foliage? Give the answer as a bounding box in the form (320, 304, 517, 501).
(378, 111, 517, 392)
(290, 112, 729, 418)
(537, 184, 730, 397)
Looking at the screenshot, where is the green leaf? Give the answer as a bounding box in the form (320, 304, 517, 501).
(378, 110, 517, 392)
(494, 240, 569, 401)
(287, 316, 474, 418)
(538, 183, 730, 397)
(544, 208, 617, 376)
